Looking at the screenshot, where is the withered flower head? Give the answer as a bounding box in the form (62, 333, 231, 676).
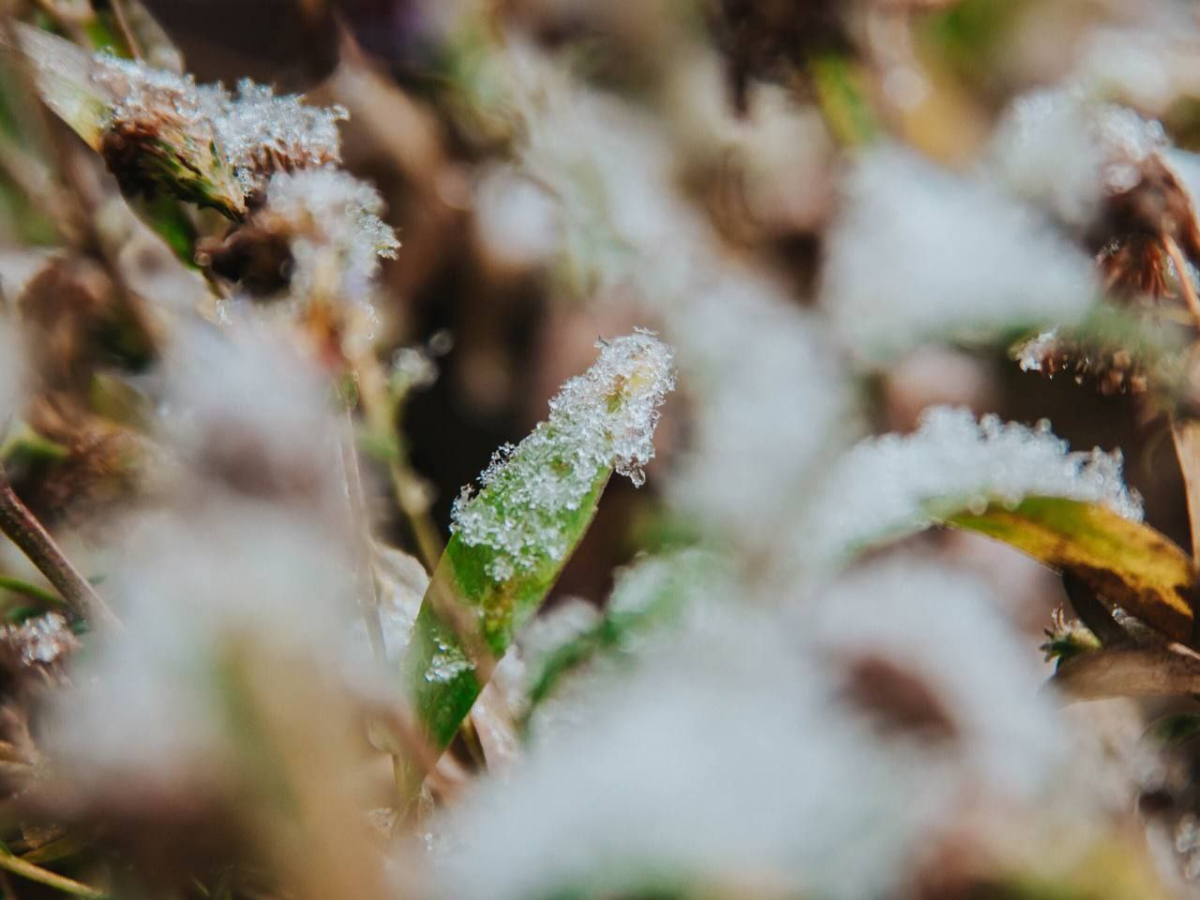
(93, 58, 246, 218)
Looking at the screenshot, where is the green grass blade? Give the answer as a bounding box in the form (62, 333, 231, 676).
(946, 496, 1197, 643)
(404, 332, 674, 754)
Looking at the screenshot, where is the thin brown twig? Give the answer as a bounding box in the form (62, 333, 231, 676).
(1165, 234, 1200, 332)
(0, 466, 119, 629)
(106, 0, 141, 60)
(1061, 573, 1130, 646)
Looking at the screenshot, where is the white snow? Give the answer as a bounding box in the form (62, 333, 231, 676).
(821, 145, 1099, 361)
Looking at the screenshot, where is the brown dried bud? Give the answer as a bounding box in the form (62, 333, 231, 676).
(0, 613, 79, 689)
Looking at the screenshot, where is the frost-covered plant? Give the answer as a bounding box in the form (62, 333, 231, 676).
(4, 4, 1200, 900)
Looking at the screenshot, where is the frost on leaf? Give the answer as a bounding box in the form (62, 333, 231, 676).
(451, 330, 675, 582)
(803, 406, 1142, 568)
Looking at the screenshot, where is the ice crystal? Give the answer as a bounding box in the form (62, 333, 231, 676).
(262, 169, 399, 309)
(1015, 329, 1061, 373)
(821, 146, 1098, 361)
(94, 55, 209, 139)
(451, 331, 674, 581)
(802, 407, 1141, 568)
(199, 80, 346, 193)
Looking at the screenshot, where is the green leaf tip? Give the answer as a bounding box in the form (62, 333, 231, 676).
(450, 329, 675, 584)
(407, 330, 675, 753)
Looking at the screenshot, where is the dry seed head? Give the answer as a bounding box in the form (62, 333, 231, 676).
(93, 56, 245, 216)
(199, 80, 347, 196)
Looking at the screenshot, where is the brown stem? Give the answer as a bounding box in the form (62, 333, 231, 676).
(1052, 642, 1200, 701)
(106, 0, 142, 61)
(1165, 235, 1200, 332)
(1173, 417, 1200, 563)
(1061, 572, 1130, 646)
(0, 468, 118, 628)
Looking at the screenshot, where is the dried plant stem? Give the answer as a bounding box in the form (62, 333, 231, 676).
(352, 354, 443, 573)
(1061, 573, 1129, 646)
(1053, 641, 1200, 700)
(107, 0, 142, 61)
(1165, 235, 1200, 332)
(0, 468, 118, 628)
(339, 417, 388, 661)
(1173, 417, 1200, 563)
(1, 11, 159, 345)
(0, 844, 106, 898)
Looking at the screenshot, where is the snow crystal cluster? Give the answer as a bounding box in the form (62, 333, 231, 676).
(451, 331, 674, 581)
(199, 80, 347, 194)
(94, 55, 215, 145)
(801, 406, 1141, 569)
(91, 53, 397, 308)
(990, 88, 1169, 230)
(262, 169, 400, 309)
(821, 145, 1099, 361)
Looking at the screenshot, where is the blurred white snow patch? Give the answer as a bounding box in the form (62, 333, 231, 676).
(810, 559, 1065, 799)
(473, 165, 560, 273)
(514, 47, 708, 292)
(797, 406, 1141, 571)
(437, 606, 947, 900)
(822, 145, 1098, 361)
(48, 498, 358, 790)
(668, 271, 853, 545)
(162, 323, 343, 507)
(1074, 26, 1186, 114)
(990, 89, 1168, 229)
(0, 317, 26, 427)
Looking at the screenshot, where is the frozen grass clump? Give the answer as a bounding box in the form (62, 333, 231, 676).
(821, 145, 1099, 361)
(437, 603, 945, 900)
(451, 330, 674, 581)
(47, 499, 359, 791)
(199, 80, 346, 193)
(801, 406, 1141, 568)
(990, 89, 1168, 229)
(161, 323, 344, 508)
(809, 559, 1067, 797)
(262, 169, 399, 308)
